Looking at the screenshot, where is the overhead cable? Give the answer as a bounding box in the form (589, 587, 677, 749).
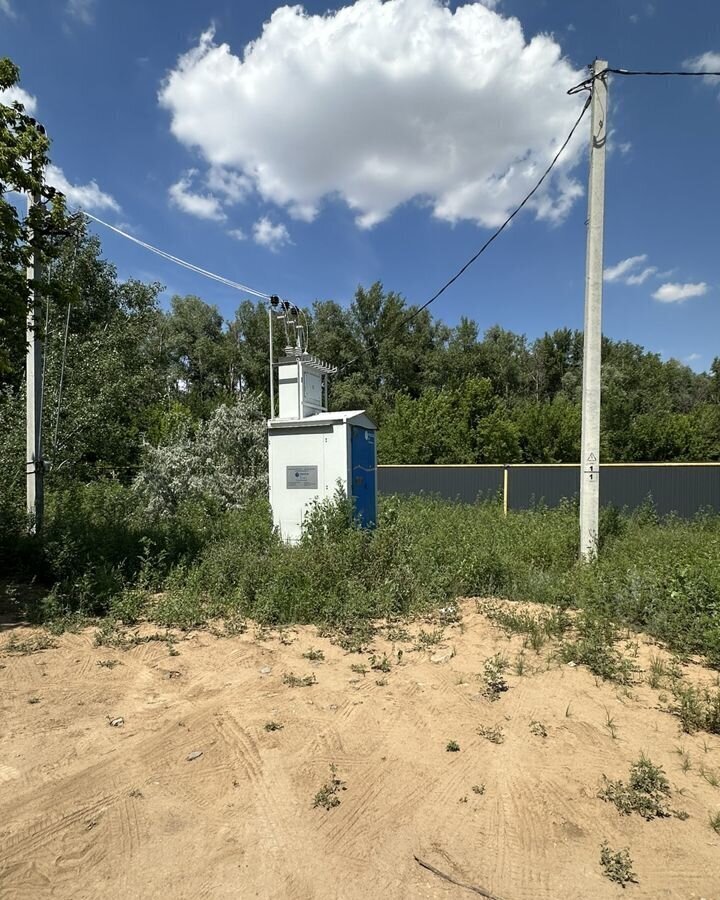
(339, 93, 593, 374)
(80, 211, 271, 300)
(568, 64, 720, 95)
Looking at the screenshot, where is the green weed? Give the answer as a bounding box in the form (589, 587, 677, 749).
(560, 614, 635, 684)
(313, 764, 346, 810)
(283, 672, 317, 687)
(415, 627, 445, 650)
(370, 653, 391, 673)
(477, 724, 504, 744)
(671, 683, 720, 735)
(2, 633, 57, 655)
(600, 843, 637, 887)
(529, 720, 547, 738)
(482, 653, 509, 700)
(598, 754, 686, 820)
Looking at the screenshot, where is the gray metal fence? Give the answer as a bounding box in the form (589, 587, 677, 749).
(378, 464, 720, 518)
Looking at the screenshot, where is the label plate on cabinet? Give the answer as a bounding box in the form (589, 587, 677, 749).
(286, 466, 318, 489)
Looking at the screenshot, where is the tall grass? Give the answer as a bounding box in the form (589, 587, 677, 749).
(4, 484, 720, 666)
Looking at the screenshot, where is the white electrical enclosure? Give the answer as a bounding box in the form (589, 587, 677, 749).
(268, 410, 377, 542)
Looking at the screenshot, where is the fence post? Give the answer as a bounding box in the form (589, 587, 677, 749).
(503, 465, 509, 517)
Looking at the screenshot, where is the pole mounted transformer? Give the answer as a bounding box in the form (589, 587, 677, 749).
(266, 296, 377, 542)
(579, 59, 609, 560)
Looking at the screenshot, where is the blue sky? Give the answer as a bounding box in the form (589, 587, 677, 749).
(2, 0, 719, 370)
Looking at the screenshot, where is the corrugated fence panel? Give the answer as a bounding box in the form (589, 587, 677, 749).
(378, 464, 720, 517)
(602, 466, 720, 517)
(377, 466, 503, 504)
(507, 466, 579, 510)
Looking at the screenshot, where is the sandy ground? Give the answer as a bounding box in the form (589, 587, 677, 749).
(1, 599, 719, 900)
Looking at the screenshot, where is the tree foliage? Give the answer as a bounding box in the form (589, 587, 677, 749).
(1, 56, 719, 529)
(0, 57, 73, 378)
(133, 395, 268, 517)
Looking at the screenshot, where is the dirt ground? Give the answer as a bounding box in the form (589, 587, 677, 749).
(1, 599, 719, 900)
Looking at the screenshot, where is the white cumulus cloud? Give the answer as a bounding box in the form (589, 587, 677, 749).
(603, 254, 648, 283)
(159, 0, 587, 230)
(253, 216, 291, 251)
(0, 84, 37, 114)
(685, 51, 720, 92)
(652, 282, 708, 303)
(66, 0, 95, 24)
(227, 228, 246, 241)
(206, 167, 252, 204)
(625, 266, 656, 285)
(46, 164, 120, 212)
(169, 171, 226, 221)
(0, 0, 15, 18)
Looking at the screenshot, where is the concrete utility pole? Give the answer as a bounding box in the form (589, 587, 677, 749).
(26, 184, 44, 532)
(579, 59, 609, 560)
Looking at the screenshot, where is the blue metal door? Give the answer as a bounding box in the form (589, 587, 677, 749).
(350, 426, 377, 527)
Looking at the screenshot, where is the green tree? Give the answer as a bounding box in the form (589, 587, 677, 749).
(0, 57, 72, 382)
(165, 295, 227, 411)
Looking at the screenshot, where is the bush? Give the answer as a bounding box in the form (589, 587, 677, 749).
(3, 484, 720, 668)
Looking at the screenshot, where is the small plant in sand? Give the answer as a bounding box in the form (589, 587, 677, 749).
(671, 683, 720, 735)
(446, 740, 460, 752)
(482, 654, 508, 700)
(529, 720, 547, 738)
(386, 625, 411, 643)
(599, 754, 686, 820)
(302, 648, 325, 661)
(477, 724, 504, 744)
(559, 614, 635, 685)
(600, 842, 637, 887)
(472, 783, 485, 795)
(283, 672, 317, 688)
(603, 709, 619, 740)
(709, 811, 720, 835)
(313, 763, 346, 810)
(264, 721, 283, 732)
(350, 663, 368, 676)
(414, 627, 445, 650)
(97, 659, 122, 669)
(700, 764, 720, 788)
(370, 653, 391, 673)
(3, 633, 57, 655)
(333, 621, 375, 653)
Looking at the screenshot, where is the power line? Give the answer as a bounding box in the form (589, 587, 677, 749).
(80, 211, 272, 300)
(339, 93, 593, 375)
(610, 67, 720, 77)
(568, 65, 720, 94)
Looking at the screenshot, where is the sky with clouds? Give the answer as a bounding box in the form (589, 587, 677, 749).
(1, 0, 719, 370)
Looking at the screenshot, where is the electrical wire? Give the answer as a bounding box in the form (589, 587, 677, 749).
(80, 211, 272, 300)
(610, 67, 720, 77)
(338, 92, 592, 375)
(568, 65, 720, 94)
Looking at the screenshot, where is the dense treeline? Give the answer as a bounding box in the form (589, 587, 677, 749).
(2, 49, 719, 511)
(2, 223, 720, 516)
(0, 222, 720, 512)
